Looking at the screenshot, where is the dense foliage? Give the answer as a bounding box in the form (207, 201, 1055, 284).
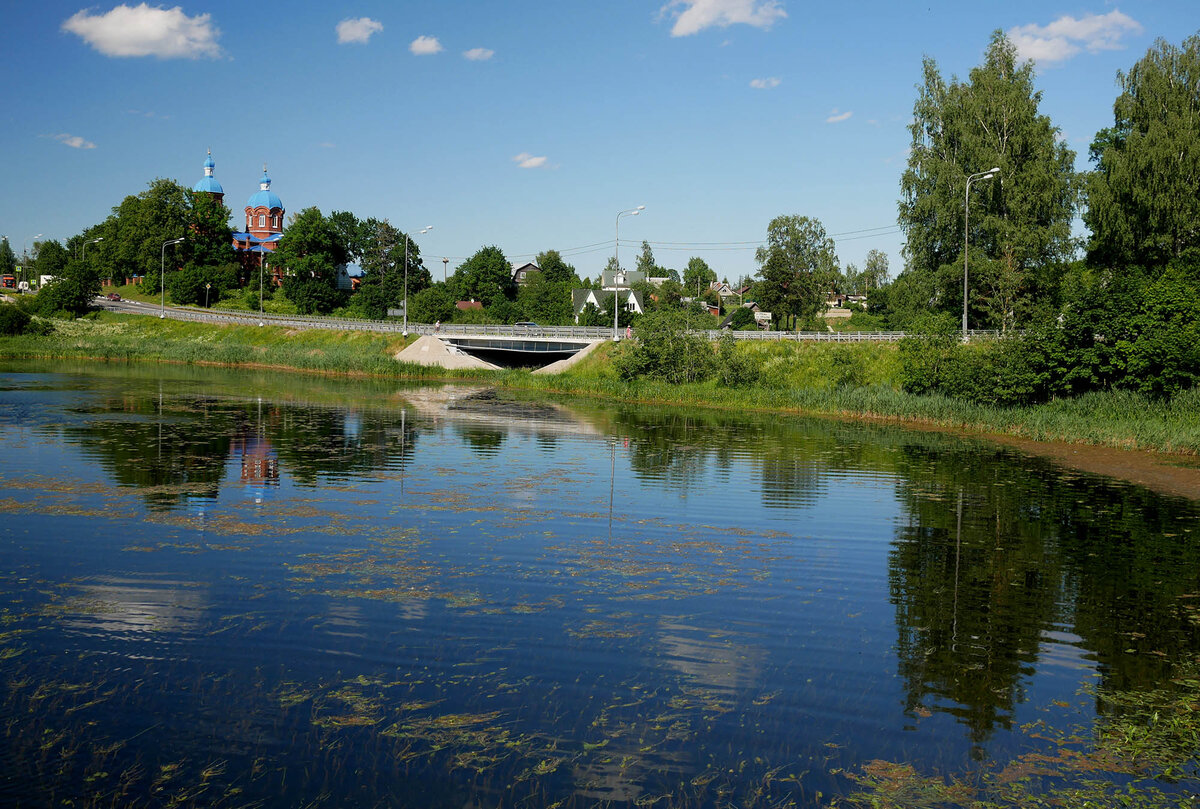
(274, 207, 350, 315)
(754, 215, 839, 329)
(897, 32, 1077, 331)
(1086, 34, 1200, 268)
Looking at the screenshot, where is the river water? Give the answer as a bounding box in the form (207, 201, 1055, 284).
(0, 361, 1197, 808)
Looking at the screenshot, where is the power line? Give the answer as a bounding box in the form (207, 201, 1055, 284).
(426, 223, 902, 267)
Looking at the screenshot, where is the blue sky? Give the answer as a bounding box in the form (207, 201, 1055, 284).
(2, 1, 1197, 282)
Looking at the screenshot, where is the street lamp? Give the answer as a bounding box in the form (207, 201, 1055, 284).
(443, 257, 449, 283)
(613, 206, 644, 341)
(22, 234, 41, 287)
(160, 237, 184, 318)
(81, 237, 103, 261)
(259, 249, 265, 326)
(402, 225, 432, 337)
(963, 167, 999, 340)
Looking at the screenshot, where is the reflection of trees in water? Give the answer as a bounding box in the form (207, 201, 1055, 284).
(454, 425, 506, 457)
(887, 442, 1200, 750)
(889, 446, 1057, 751)
(52, 392, 241, 511)
(620, 410, 733, 493)
(268, 406, 416, 484)
(54, 392, 422, 506)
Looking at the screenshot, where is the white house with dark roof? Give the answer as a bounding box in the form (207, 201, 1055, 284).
(571, 288, 645, 322)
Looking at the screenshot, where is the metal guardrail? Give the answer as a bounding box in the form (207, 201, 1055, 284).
(107, 300, 1003, 342)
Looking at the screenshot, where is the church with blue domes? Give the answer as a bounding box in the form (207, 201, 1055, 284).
(192, 151, 285, 280)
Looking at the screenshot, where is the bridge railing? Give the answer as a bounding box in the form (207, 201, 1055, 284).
(119, 302, 1003, 342)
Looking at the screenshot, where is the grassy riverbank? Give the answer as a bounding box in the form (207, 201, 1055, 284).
(3, 311, 1199, 455)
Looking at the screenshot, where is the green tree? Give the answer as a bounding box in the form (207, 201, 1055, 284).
(636, 240, 657, 277)
(576, 303, 609, 327)
(37, 257, 100, 316)
(329, 210, 366, 262)
(409, 284, 457, 324)
(182, 190, 235, 272)
(168, 262, 240, 307)
(274, 207, 350, 315)
(535, 249, 577, 285)
(1085, 33, 1200, 269)
(614, 309, 716, 383)
(754, 215, 839, 329)
(862, 249, 890, 291)
(101, 178, 192, 282)
(725, 306, 757, 330)
(350, 218, 424, 319)
(837, 263, 860, 295)
(683, 256, 717, 298)
(517, 274, 574, 324)
(899, 32, 1077, 329)
(0, 239, 15, 277)
(33, 240, 68, 283)
(455, 245, 514, 307)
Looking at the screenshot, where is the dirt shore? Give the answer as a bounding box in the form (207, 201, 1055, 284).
(988, 433, 1200, 501)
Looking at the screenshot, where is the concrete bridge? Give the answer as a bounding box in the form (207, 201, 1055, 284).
(438, 333, 595, 366)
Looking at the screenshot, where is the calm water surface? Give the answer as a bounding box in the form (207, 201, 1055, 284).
(0, 361, 1197, 808)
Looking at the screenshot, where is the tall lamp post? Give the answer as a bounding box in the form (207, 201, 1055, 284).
(22, 234, 41, 287)
(402, 225, 432, 337)
(963, 167, 999, 340)
(613, 206, 644, 340)
(259, 249, 266, 326)
(81, 237, 103, 261)
(160, 237, 184, 318)
(443, 257, 448, 283)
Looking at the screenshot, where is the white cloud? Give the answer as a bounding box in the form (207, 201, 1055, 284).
(749, 76, 781, 89)
(126, 109, 169, 119)
(463, 47, 494, 61)
(512, 152, 548, 169)
(825, 108, 852, 124)
(336, 17, 383, 45)
(409, 35, 443, 55)
(318, 142, 336, 149)
(61, 4, 221, 59)
(660, 0, 786, 37)
(49, 133, 97, 149)
(1009, 10, 1142, 64)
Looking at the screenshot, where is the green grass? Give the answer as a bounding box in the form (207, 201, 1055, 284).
(3, 312, 1198, 455)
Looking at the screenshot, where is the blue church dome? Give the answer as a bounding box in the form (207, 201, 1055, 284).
(193, 149, 223, 194)
(247, 168, 282, 210)
(194, 177, 224, 193)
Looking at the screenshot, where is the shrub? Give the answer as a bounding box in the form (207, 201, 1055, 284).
(0, 304, 32, 335)
(898, 317, 961, 396)
(724, 306, 757, 330)
(716, 333, 761, 387)
(615, 310, 716, 383)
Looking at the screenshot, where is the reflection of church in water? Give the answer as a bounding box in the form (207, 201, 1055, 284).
(234, 434, 279, 484)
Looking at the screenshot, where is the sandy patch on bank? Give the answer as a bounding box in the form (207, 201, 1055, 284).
(394, 335, 499, 370)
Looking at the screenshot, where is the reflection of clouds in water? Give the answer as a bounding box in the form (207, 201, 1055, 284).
(1039, 629, 1096, 671)
(314, 600, 427, 640)
(658, 619, 764, 694)
(573, 748, 665, 803)
(59, 577, 207, 639)
(315, 603, 366, 640)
